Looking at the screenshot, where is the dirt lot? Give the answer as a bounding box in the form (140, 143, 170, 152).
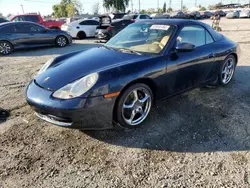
(0, 18, 250, 188)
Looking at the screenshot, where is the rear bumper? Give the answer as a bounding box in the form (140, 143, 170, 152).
(25, 80, 116, 130)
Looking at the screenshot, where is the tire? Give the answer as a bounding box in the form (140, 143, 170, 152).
(55, 36, 68, 47)
(207, 55, 236, 87)
(218, 55, 236, 86)
(77, 31, 86, 40)
(0, 41, 13, 55)
(115, 83, 153, 129)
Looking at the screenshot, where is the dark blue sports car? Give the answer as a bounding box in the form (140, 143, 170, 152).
(25, 19, 240, 130)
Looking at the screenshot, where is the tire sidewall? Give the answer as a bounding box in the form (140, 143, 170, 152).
(77, 31, 86, 40)
(0, 41, 13, 55)
(116, 83, 153, 129)
(219, 55, 236, 86)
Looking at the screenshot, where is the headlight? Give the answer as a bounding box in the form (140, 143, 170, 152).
(37, 58, 55, 75)
(52, 73, 99, 99)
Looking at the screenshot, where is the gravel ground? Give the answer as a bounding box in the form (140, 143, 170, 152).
(0, 18, 250, 188)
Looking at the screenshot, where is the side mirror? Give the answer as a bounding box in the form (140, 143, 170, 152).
(176, 42, 196, 52)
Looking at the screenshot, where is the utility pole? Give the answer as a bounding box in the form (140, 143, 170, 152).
(157, 0, 159, 12)
(181, 0, 183, 11)
(139, 0, 141, 13)
(20, 4, 24, 14)
(169, 0, 172, 8)
(195, 0, 197, 7)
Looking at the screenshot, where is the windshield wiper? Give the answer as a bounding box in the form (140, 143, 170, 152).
(102, 45, 115, 51)
(117, 48, 142, 55)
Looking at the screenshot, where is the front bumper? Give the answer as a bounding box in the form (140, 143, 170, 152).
(25, 80, 116, 130)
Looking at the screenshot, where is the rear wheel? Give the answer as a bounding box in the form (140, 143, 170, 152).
(77, 31, 86, 40)
(55, 36, 68, 47)
(0, 41, 13, 55)
(219, 55, 236, 86)
(116, 83, 153, 129)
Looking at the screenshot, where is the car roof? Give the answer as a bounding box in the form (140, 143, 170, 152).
(136, 19, 205, 26)
(0, 21, 46, 28)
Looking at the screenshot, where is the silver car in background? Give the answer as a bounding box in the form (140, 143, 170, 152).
(240, 10, 250, 18)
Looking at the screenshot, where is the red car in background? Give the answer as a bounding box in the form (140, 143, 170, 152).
(10, 14, 65, 29)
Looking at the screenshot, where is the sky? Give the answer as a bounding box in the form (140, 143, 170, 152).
(0, 0, 249, 16)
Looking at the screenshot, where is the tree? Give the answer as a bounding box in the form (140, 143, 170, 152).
(182, 5, 188, 12)
(167, 7, 173, 13)
(92, 2, 100, 15)
(0, 13, 3, 18)
(103, 0, 130, 12)
(163, 2, 166, 13)
(52, 0, 83, 18)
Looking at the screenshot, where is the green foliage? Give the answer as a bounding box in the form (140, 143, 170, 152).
(163, 2, 166, 13)
(52, 0, 82, 18)
(167, 7, 173, 13)
(103, 0, 130, 12)
(182, 5, 188, 12)
(0, 13, 3, 18)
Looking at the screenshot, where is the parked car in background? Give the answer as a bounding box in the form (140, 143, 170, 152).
(122, 14, 152, 21)
(96, 14, 151, 41)
(214, 10, 227, 17)
(96, 15, 134, 40)
(0, 22, 72, 55)
(109, 13, 127, 20)
(10, 14, 65, 29)
(200, 11, 214, 19)
(226, 11, 240, 19)
(170, 11, 187, 19)
(187, 11, 201, 19)
(25, 19, 240, 130)
(61, 19, 99, 39)
(0, 18, 8, 23)
(153, 13, 170, 19)
(240, 10, 250, 18)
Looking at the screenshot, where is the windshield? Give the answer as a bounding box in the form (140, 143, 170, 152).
(105, 23, 176, 54)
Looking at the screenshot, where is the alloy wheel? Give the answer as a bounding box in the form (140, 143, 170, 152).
(0, 42, 12, 55)
(221, 58, 235, 84)
(122, 88, 152, 126)
(56, 36, 67, 47)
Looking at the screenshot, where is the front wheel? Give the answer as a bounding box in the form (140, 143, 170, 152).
(116, 83, 153, 129)
(0, 41, 13, 55)
(55, 36, 68, 47)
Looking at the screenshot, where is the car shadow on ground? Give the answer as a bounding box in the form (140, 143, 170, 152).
(85, 66, 250, 153)
(8, 42, 101, 57)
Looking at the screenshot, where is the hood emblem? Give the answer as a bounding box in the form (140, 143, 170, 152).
(44, 77, 50, 82)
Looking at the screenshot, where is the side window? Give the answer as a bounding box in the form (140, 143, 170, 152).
(133, 15, 139, 19)
(178, 26, 206, 47)
(15, 24, 32, 33)
(29, 24, 44, 32)
(0, 25, 15, 33)
(24, 16, 39, 22)
(206, 31, 214, 44)
(89, 20, 99, 25)
(79, 21, 87, 25)
(13, 16, 25, 22)
(140, 15, 147, 19)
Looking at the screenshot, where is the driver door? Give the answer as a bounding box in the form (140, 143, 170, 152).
(167, 25, 216, 93)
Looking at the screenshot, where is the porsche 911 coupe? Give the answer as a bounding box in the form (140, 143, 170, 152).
(25, 19, 240, 130)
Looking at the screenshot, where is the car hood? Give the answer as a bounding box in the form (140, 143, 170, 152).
(35, 47, 151, 91)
